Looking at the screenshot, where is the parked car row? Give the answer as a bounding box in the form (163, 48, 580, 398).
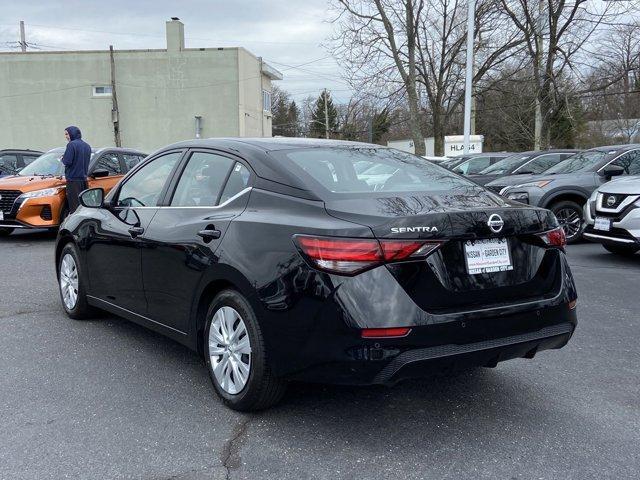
(0, 147, 146, 236)
(440, 145, 640, 248)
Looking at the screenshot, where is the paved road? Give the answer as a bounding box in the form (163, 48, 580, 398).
(1, 231, 638, 479)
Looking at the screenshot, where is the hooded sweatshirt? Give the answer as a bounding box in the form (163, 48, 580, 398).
(61, 126, 92, 180)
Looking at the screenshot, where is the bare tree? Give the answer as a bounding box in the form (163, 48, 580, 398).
(330, 0, 522, 155)
(499, 0, 633, 149)
(330, 0, 426, 154)
(415, 0, 523, 154)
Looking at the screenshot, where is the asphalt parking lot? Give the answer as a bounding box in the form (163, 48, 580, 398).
(1, 231, 639, 480)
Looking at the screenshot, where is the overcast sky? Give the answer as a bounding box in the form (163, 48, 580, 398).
(0, 0, 353, 102)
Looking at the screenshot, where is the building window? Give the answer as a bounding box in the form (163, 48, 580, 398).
(92, 86, 113, 97)
(262, 90, 271, 113)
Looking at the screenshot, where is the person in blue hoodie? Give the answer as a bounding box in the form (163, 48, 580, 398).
(61, 126, 92, 213)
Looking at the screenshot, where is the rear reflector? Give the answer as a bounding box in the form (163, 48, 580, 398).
(361, 327, 411, 338)
(538, 227, 566, 249)
(293, 235, 442, 275)
(568, 299, 577, 310)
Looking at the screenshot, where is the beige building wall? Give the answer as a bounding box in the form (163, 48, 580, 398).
(0, 20, 280, 154)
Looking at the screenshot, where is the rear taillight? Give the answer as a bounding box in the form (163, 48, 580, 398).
(361, 327, 411, 338)
(538, 227, 566, 249)
(293, 235, 442, 275)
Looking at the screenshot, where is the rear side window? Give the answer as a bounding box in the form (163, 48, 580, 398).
(219, 163, 251, 204)
(518, 154, 561, 174)
(272, 147, 476, 194)
(23, 154, 39, 165)
(171, 152, 234, 207)
(0, 154, 18, 174)
(117, 152, 182, 207)
(94, 153, 122, 176)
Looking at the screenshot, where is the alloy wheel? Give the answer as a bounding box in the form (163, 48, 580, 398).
(60, 253, 79, 310)
(555, 207, 582, 241)
(208, 306, 252, 395)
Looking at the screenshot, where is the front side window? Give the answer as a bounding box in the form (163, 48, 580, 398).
(93, 153, 122, 176)
(0, 154, 18, 174)
(272, 147, 477, 195)
(545, 150, 607, 174)
(171, 152, 234, 207)
(611, 150, 640, 175)
(117, 152, 182, 207)
(23, 154, 39, 166)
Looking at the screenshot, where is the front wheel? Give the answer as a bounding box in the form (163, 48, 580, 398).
(550, 200, 584, 244)
(204, 290, 286, 411)
(58, 243, 95, 319)
(603, 244, 639, 257)
(0, 227, 13, 236)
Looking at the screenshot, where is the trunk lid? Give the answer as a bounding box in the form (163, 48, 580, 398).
(325, 190, 561, 313)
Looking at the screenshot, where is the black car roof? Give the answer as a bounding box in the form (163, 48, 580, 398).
(590, 143, 640, 153)
(155, 138, 390, 200)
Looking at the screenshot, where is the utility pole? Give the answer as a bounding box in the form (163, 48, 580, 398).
(462, 0, 476, 155)
(367, 116, 373, 143)
(109, 46, 122, 147)
(323, 89, 330, 139)
(19, 21, 26, 52)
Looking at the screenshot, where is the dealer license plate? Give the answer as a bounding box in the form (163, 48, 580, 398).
(594, 217, 611, 231)
(464, 238, 513, 275)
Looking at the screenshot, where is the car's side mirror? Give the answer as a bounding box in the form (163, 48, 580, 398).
(79, 188, 105, 208)
(600, 164, 625, 179)
(91, 169, 109, 178)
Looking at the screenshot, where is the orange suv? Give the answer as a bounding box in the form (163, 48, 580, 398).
(0, 147, 146, 235)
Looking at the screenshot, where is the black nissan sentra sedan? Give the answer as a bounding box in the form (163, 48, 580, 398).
(55, 138, 577, 411)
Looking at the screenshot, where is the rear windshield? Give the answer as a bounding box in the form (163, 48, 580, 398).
(479, 153, 532, 175)
(544, 150, 607, 174)
(271, 147, 478, 195)
(19, 152, 65, 176)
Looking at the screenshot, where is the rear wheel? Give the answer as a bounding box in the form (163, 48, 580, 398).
(204, 290, 286, 411)
(58, 243, 95, 319)
(550, 200, 584, 244)
(0, 228, 13, 236)
(603, 244, 639, 257)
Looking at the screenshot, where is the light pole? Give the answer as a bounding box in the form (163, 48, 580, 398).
(463, 0, 476, 155)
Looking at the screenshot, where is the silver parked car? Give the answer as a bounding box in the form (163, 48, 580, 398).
(583, 176, 640, 256)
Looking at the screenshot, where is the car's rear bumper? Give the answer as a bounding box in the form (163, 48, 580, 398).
(280, 301, 577, 385)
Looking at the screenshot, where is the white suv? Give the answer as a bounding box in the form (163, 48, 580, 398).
(584, 176, 640, 256)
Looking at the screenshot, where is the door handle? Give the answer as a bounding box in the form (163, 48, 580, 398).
(197, 228, 221, 243)
(128, 226, 144, 238)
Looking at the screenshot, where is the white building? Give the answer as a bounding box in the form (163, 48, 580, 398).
(0, 19, 282, 153)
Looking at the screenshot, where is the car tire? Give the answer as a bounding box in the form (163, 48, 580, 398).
(603, 244, 639, 257)
(0, 227, 13, 236)
(58, 243, 95, 320)
(550, 200, 584, 244)
(204, 289, 286, 411)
